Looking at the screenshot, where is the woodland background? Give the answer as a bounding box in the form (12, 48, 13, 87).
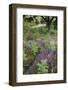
(23, 15, 57, 74)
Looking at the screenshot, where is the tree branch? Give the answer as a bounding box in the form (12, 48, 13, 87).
(41, 16, 48, 22)
(50, 17, 55, 23)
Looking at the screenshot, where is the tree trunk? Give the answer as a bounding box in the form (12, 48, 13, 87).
(47, 22, 51, 31)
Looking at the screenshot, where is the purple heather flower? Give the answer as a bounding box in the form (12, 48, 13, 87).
(37, 49, 49, 61)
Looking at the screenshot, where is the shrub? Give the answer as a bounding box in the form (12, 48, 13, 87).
(36, 60, 48, 74)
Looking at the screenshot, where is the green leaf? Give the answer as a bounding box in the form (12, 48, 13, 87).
(36, 60, 49, 74)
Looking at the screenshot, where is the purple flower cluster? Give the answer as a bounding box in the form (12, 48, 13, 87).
(25, 49, 57, 74)
(37, 50, 49, 61)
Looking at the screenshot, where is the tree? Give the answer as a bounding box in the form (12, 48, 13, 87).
(41, 16, 57, 31)
(23, 15, 57, 31)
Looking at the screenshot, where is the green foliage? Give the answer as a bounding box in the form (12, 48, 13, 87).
(36, 60, 49, 74)
(23, 40, 39, 73)
(23, 15, 57, 74)
(46, 39, 57, 51)
(31, 42, 39, 55)
(24, 40, 39, 55)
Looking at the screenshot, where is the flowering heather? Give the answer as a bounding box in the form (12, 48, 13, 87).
(25, 49, 57, 74)
(37, 49, 49, 61)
